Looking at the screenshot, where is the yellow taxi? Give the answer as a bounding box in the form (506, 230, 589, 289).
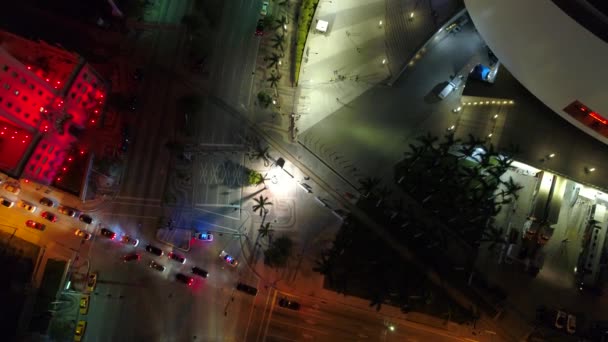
(79, 296, 89, 315)
(86, 273, 97, 292)
(74, 320, 86, 341)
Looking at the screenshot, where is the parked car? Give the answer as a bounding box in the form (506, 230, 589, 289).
(74, 229, 91, 240)
(41, 211, 58, 222)
(79, 214, 93, 224)
(100, 228, 116, 239)
(25, 220, 45, 231)
(3, 183, 20, 194)
(74, 320, 86, 342)
(260, 0, 269, 16)
(79, 296, 89, 315)
(220, 250, 238, 267)
(149, 260, 166, 272)
(0, 197, 14, 208)
(17, 200, 37, 213)
(175, 273, 193, 286)
(39, 197, 54, 207)
(86, 273, 98, 292)
(191, 266, 209, 278)
(121, 235, 139, 247)
(555, 310, 567, 329)
(195, 232, 213, 241)
(236, 282, 258, 296)
(145, 244, 163, 256)
(278, 298, 301, 310)
(168, 252, 186, 264)
(58, 205, 77, 217)
(123, 253, 141, 262)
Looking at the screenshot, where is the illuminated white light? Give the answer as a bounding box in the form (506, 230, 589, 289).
(493, 114, 498, 119)
(382, 59, 387, 65)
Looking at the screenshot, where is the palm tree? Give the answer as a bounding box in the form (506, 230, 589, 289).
(271, 33, 285, 51)
(416, 132, 438, 151)
(274, 15, 288, 30)
(248, 144, 270, 166)
(258, 222, 274, 243)
(267, 73, 281, 88)
(501, 177, 523, 201)
(375, 186, 392, 208)
(358, 177, 381, 198)
(480, 225, 506, 251)
(253, 195, 272, 216)
(266, 53, 281, 69)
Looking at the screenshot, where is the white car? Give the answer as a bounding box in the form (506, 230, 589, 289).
(17, 200, 37, 213)
(219, 250, 239, 267)
(261, 1, 269, 16)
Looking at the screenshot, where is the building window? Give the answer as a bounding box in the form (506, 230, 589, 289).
(6, 102, 12, 108)
(38, 90, 42, 96)
(11, 71, 17, 78)
(22, 96, 27, 101)
(29, 84, 34, 90)
(3, 83, 9, 90)
(20, 78, 26, 84)
(24, 113, 30, 118)
(2, 65, 8, 72)
(15, 107, 21, 113)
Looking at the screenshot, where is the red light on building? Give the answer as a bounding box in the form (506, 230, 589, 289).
(24, 179, 29, 183)
(62, 167, 67, 171)
(589, 112, 608, 125)
(79, 150, 85, 155)
(68, 157, 73, 162)
(45, 78, 49, 82)
(56, 177, 61, 181)
(90, 119, 95, 124)
(26, 66, 31, 70)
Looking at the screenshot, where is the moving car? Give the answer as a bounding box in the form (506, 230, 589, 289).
(25, 220, 45, 231)
(3, 183, 20, 194)
(121, 235, 139, 247)
(79, 296, 89, 315)
(74, 320, 86, 342)
(58, 205, 77, 217)
(555, 310, 567, 329)
(133, 67, 144, 80)
(17, 200, 37, 213)
(79, 214, 93, 224)
(100, 228, 116, 239)
(220, 250, 238, 267)
(175, 273, 193, 286)
(236, 282, 258, 296)
(123, 253, 141, 262)
(195, 232, 213, 241)
(86, 273, 98, 292)
(191, 266, 209, 278)
(0, 197, 14, 208)
(168, 252, 186, 264)
(149, 260, 165, 272)
(41, 211, 58, 222)
(74, 229, 92, 240)
(145, 244, 163, 256)
(39, 197, 54, 207)
(278, 298, 301, 310)
(255, 19, 264, 36)
(260, 0, 269, 16)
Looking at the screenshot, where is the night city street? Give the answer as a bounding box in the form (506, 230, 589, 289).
(2, 0, 608, 341)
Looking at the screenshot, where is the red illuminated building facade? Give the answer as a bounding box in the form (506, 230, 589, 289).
(0, 31, 107, 188)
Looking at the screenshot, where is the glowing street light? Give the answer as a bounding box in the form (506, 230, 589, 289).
(388, 325, 395, 332)
(409, 12, 414, 19)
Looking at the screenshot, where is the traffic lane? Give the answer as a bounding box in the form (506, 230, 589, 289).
(209, 0, 260, 103)
(265, 293, 468, 342)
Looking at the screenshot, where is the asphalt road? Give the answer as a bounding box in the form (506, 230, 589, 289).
(246, 289, 468, 342)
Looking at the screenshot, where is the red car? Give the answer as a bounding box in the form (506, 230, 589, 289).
(26, 220, 46, 231)
(41, 211, 57, 222)
(123, 253, 141, 262)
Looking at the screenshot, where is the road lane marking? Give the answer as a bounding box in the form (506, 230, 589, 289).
(260, 289, 278, 342)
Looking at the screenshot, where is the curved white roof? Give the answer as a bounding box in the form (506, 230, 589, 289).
(465, 0, 608, 143)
